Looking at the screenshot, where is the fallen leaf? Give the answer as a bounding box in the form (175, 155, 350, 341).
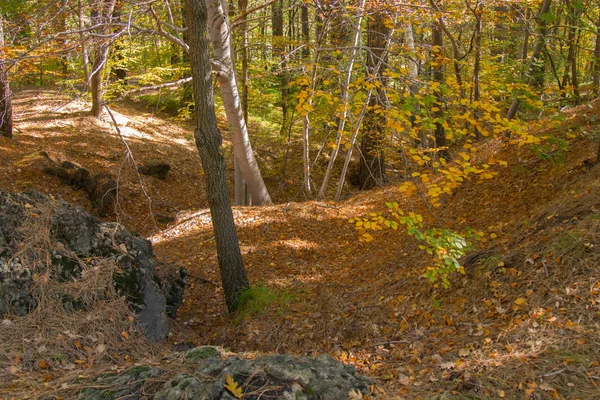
(514, 297, 527, 306)
(348, 389, 363, 399)
(224, 373, 243, 399)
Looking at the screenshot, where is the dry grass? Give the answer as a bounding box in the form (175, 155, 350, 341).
(0, 199, 154, 398)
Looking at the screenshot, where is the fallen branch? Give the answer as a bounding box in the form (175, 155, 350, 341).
(113, 77, 193, 101)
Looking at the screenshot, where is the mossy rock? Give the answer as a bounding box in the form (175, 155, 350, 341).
(185, 346, 222, 361)
(79, 366, 163, 400)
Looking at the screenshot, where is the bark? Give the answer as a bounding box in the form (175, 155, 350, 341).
(429, 0, 464, 99)
(79, 0, 91, 89)
(594, 17, 600, 98)
(236, 0, 250, 206)
(563, 0, 580, 104)
(185, 0, 249, 313)
(272, 0, 289, 136)
(301, 2, 309, 58)
(335, 21, 394, 201)
(89, 0, 117, 117)
(318, 0, 366, 200)
(205, 0, 272, 206)
(405, 22, 424, 146)
(0, 13, 12, 139)
(356, 11, 389, 190)
(432, 19, 449, 159)
(471, 0, 482, 139)
(301, 8, 332, 198)
(507, 0, 552, 121)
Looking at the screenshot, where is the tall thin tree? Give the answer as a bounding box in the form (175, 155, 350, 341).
(185, 0, 250, 313)
(0, 13, 12, 139)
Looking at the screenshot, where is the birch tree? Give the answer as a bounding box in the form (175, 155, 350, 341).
(205, 0, 272, 205)
(0, 13, 12, 139)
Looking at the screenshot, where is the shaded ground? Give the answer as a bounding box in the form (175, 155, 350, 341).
(1, 90, 600, 399)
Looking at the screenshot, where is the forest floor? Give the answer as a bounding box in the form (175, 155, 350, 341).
(1, 90, 600, 399)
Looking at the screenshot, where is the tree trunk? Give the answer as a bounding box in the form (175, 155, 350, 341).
(318, 0, 366, 200)
(594, 17, 600, 98)
(356, 10, 389, 190)
(89, 0, 117, 117)
(0, 13, 13, 139)
(563, 0, 580, 104)
(432, 18, 449, 159)
(471, 0, 482, 139)
(405, 22, 424, 146)
(79, 0, 91, 90)
(236, 0, 250, 206)
(272, 0, 289, 137)
(507, 0, 552, 121)
(185, 0, 249, 313)
(205, 0, 272, 206)
(301, 2, 309, 58)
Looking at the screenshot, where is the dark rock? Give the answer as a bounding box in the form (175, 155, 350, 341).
(0, 190, 187, 342)
(139, 162, 171, 180)
(155, 214, 176, 225)
(43, 161, 116, 217)
(155, 265, 188, 318)
(173, 341, 197, 352)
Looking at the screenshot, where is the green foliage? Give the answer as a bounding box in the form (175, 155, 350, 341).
(350, 203, 480, 288)
(532, 135, 568, 165)
(234, 285, 294, 322)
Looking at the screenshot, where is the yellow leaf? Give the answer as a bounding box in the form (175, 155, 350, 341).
(225, 374, 243, 399)
(514, 298, 527, 306)
(121, 331, 130, 341)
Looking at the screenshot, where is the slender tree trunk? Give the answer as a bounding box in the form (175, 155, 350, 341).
(432, 19, 449, 159)
(78, 0, 91, 89)
(562, 0, 580, 104)
(301, 8, 331, 198)
(405, 22, 424, 146)
(357, 10, 389, 190)
(185, 0, 249, 313)
(272, 0, 289, 137)
(301, 2, 309, 58)
(0, 13, 13, 139)
(318, 0, 366, 200)
(472, 0, 482, 138)
(235, 0, 250, 206)
(507, 0, 552, 121)
(429, 0, 464, 99)
(335, 23, 394, 201)
(594, 17, 600, 98)
(89, 0, 117, 117)
(205, 0, 272, 205)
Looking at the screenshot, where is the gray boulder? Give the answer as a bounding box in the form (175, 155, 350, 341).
(67, 346, 375, 400)
(0, 190, 186, 341)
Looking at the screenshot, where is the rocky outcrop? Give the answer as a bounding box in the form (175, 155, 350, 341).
(75, 346, 376, 400)
(0, 190, 186, 341)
